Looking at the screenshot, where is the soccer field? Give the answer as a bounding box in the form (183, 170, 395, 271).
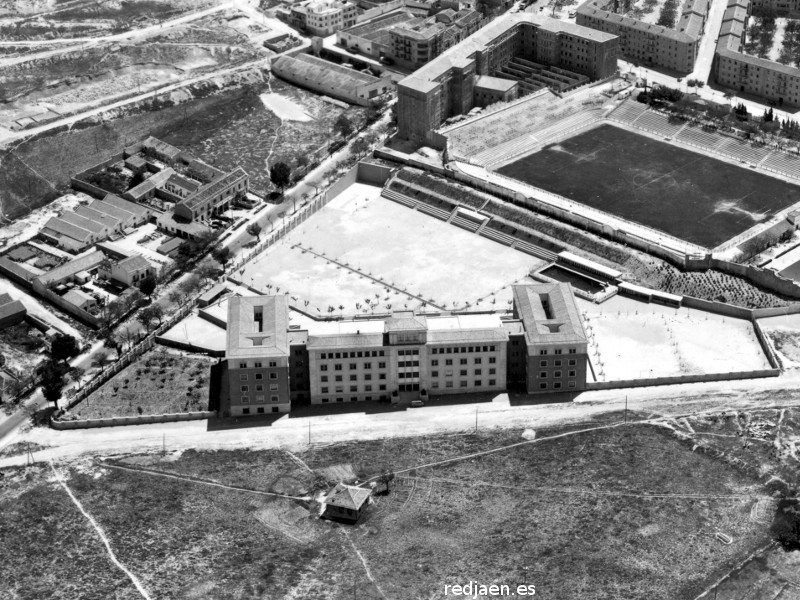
(497, 124, 800, 248)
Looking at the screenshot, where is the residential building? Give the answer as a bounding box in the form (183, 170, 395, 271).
(714, 0, 800, 107)
(100, 255, 156, 287)
(396, 12, 618, 143)
(0, 293, 26, 329)
(290, 0, 358, 36)
(225, 296, 292, 417)
(576, 0, 707, 74)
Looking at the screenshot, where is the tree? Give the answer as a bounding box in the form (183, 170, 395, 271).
(246, 222, 262, 239)
(333, 114, 354, 138)
(212, 245, 232, 271)
(51, 333, 80, 365)
(270, 161, 292, 193)
(137, 304, 164, 331)
(351, 137, 370, 158)
(38, 360, 66, 408)
(138, 273, 157, 298)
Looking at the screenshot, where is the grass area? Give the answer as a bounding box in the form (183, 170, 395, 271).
(70, 350, 213, 419)
(497, 124, 800, 248)
(0, 422, 776, 598)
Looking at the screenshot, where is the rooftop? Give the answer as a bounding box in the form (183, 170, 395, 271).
(512, 283, 587, 347)
(226, 295, 290, 358)
(325, 483, 371, 510)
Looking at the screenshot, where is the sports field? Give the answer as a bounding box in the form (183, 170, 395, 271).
(497, 124, 800, 248)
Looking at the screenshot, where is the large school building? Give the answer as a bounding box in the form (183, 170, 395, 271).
(224, 283, 589, 417)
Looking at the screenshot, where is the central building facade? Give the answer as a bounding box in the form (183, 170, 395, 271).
(224, 283, 589, 415)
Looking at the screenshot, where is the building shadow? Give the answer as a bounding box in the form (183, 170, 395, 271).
(507, 390, 581, 406)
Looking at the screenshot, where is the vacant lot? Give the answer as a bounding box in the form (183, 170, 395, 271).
(497, 124, 800, 248)
(0, 422, 774, 599)
(70, 350, 214, 419)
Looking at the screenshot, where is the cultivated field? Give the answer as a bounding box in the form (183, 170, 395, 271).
(0, 422, 773, 599)
(69, 350, 214, 419)
(240, 183, 545, 313)
(583, 298, 771, 381)
(497, 124, 800, 248)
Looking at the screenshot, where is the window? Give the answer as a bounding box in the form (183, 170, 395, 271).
(239, 374, 248, 381)
(255, 373, 263, 380)
(241, 385, 249, 392)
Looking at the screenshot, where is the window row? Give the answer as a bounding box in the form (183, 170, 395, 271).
(319, 350, 385, 359)
(431, 345, 496, 354)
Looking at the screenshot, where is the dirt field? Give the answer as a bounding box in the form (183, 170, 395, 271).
(0, 422, 774, 599)
(69, 350, 214, 419)
(584, 298, 771, 381)
(242, 183, 544, 314)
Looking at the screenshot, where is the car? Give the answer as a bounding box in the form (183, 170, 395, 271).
(410, 400, 425, 407)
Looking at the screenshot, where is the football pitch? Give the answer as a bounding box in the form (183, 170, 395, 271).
(497, 124, 800, 248)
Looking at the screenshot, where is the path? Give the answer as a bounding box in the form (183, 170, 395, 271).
(49, 461, 154, 600)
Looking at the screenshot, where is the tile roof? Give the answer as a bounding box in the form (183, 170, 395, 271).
(512, 283, 587, 347)
(226, 295, 290, 358)
(325, 483, 371, 510)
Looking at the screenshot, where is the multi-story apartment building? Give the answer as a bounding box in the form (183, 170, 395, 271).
(714, 0, 800, 107)
(226, 296, 292, 417)
(290, 0, 358, 36)
(223, 283, 588, 415)
(396, 12, 618, 144)
(575, 0, 708, 74)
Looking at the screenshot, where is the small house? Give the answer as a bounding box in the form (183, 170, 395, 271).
(322, 483, 371, 523)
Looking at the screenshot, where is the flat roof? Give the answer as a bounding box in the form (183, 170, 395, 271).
(226, 295, 290, 358)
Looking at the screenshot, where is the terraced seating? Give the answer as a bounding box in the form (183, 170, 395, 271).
(676, 125, 723, 151)
(607, 99, 649, 124)
(381, 188, 418, 208)
(451, 216, 480, 232)
(762, 150, 800, 177)
(633, 110, 686, 137)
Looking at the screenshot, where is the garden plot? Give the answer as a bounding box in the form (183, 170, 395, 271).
(242, 182, 546, 313)
(69, 350, 214, 419)
(584, 300, 770, 381)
